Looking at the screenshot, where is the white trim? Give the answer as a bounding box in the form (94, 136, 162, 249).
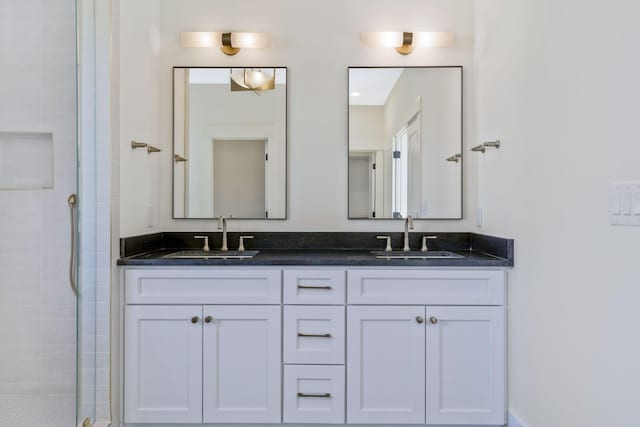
(509, 411, 528, 427)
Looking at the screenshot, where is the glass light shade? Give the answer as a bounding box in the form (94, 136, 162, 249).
(180, 32, 221, 47)
(413, 32, 455, 47)
(360, 31, 455, 48)
(229, 32, 271, 49)
(360, 32, 404, 47)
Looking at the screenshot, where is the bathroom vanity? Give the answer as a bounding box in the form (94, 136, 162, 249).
(118, 233, 512, 427)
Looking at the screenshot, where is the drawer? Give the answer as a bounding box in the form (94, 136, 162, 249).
(125, 268, 281, 304)
(284, 306, 345, 364)
(283, 270, 346, 305)
(283, 365, 345, 424)
(347, 270, 506, 306)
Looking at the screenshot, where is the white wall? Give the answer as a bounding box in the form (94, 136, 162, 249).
(119, 0, 476, 236)
(119, 0, 162, 236)
(183, 82, 286, 218)
(384, 68, 462, 218)
(349, 106, 386, 151)
(475, 1, 640, 426)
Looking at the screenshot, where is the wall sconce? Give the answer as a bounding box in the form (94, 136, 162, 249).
(360, 31, 455, 55)
(181, 32, 270, 56)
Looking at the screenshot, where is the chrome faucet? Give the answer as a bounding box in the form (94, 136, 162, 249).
(218, 216, 228, 251)
(403, 215, 414, 252)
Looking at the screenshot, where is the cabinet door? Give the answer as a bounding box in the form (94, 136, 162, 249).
(347, 306, 426, 424)
(426, 306, 506, 425)
(124, 305, 203, 424)
(203, 306, 281, 423)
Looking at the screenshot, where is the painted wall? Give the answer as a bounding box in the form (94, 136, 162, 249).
(118, 0, 476, 236)
(182, 82, 286, 218)
(475, 1, 640, 426)
(384, 68, 462, 218)
(0, 0, 77, 425)
(119, 0, 162, 236)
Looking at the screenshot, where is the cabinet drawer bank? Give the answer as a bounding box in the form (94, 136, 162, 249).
(121, 266, 507, 427)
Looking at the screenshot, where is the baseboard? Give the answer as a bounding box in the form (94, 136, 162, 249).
(508, 411, 528, 427)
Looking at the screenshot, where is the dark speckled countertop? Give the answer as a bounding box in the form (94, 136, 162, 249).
(118, 232, 514, 267)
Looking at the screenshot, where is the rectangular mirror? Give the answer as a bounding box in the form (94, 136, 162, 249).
(348, 66, 462, 219)
(173, 67, 287, 219)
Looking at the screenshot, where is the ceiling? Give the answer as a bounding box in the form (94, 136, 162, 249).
(349, 68, 403, 106)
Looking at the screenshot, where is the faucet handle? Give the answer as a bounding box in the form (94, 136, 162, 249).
(421, 235, 438, 252)
(238, 235, 254, 252)
(194, 235, 210, 252)
(377, 235, 392, 252)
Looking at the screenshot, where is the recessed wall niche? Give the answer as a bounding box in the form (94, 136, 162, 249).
(0, 132, 54, 190)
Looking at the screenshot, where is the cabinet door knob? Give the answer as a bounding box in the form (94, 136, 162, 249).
(191, 316, 199, 324)
(204, 316, 213, 323)
(430, 317, 438, 324)
(416, 316, 424, 324)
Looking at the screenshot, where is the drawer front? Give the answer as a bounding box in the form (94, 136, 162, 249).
(347, 270, 506, 306)
(283, 365, 345, 424)
(284, 306, 345, 365)
(283, 270, 346, 305)
(125, 268, 281, 304)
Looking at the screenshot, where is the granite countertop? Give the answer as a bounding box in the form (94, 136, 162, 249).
(117, 232, 514, 267)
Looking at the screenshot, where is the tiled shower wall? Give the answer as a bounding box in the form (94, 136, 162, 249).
(0, 0, 77, 426)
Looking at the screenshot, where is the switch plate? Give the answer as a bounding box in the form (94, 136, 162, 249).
(610, 182, 640, 226)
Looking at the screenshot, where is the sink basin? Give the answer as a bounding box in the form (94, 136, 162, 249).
(164, 250, 259, 259)
(371, 250, 464, 259)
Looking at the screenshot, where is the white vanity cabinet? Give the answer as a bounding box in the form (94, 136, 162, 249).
(123, 269, 282, 424)
(122, 267, 506, 426)
(346, 270, 506, 426)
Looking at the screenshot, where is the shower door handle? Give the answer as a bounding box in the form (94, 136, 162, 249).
(68, 194, 78, 296)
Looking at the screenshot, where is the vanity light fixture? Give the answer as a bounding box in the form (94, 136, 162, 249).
(360, 31, 455, 55)
(180, 32, 270, 56)
(230, 68, 276, 94)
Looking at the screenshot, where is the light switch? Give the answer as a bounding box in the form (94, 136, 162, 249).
(622, 192, 632, 215)
(633, 192, 640, 215)
(610, 190, 621, 215)
(610, 182, 640, 226)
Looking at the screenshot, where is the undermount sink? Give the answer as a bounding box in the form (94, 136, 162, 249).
(371, 250, 464, 259)
(164, 250, 259, 259)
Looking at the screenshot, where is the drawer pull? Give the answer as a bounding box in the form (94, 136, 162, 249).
(191, 316, 199, 324)
(298, 392, 331, 398)
(298, 333, 332, 338)
(297, 285, 333, 290)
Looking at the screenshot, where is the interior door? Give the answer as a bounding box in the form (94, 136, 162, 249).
(425, 306, 506, 425)
(212, 139, 266, 218)
(406, 114, 422, 217)
(347, 306, 426, 424)
(349, 155, 373, 218)
(124, 306, 203, 424)
(203, 306, 281, 423)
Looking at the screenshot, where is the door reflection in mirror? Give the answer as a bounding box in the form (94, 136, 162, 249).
(348, 67, 462, 220)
